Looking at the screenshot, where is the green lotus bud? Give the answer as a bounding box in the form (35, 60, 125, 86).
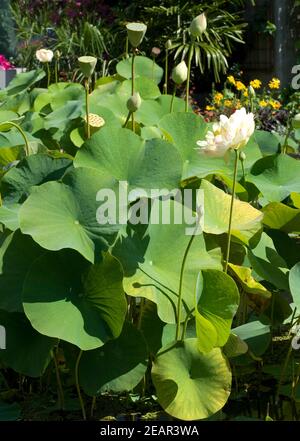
(55, 50, 61, 59)
(127, 92, 142, 112)
(248, 85, 256, 98)
(126, 22, 147, 48)
(165, 39, 172, 50)
(78, 56, 97, 78)
(171, 61, 188, 85)
(190, 13, 207, 37)
(239, 151, 246, 162)
(292, 113, 300, 129)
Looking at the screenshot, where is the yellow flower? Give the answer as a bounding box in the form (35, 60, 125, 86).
(224, 99, 233, 107)
(243, 90, 249, 98)
(235, 100, 242, 109)
(259, 100, 268, 107)
(236, 81, 246, 91)
(227, 75, 236, 86)
(214, 92, 223, 103)
(268, 78, 280, 89)
(269, 100, 282, 109)
(250, 79, 262, 89)
(206, 105, 215, 111)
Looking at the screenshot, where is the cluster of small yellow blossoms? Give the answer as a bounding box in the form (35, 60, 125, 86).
(259, 99, 281, 109)
(250, 79, 262, 89)
(268, 77, 281, 89)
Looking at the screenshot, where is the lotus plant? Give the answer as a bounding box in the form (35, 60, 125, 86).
(196, 107, 255, 272)
(126, 22, 147, 132)
(36, 48, 54, 87)
(170, 60, 188, 112)
(78, 56, 97, 139)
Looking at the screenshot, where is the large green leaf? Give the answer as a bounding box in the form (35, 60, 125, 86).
(0, 230, 44, 313)
(232, 320, 271, 363)
(0, 402, 21, 421)
(4, 69, 46, 96)
(151, 339, 231, 420)
(201, 179, 263, 245)
(117, 77, 161, 100)
(44, 100, 83, 131)
(248, 232, 289, 290)
(34, 83, 84, 113)
(116, 56, 164, 85)
(289, 262, 300, 313)
(136, 96, 186, 127)
(262, 202, 300, 233)
(19, 168, 124, 263)
(228, 263, 271, 299)
(1, 154, 72, 203)
(0, 310, 56, 377)
(74, 126, 182, 193)
(79, 322, 147, 396)
(195, 270, 239, 353)
(22, 251, 127, 350)
(0, 203, 20, 231)
(114, 200, 222, 324)
(248, 154, 300, 202)
(254, 130, 280, 156)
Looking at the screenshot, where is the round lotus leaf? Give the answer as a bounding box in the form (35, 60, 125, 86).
(22, 251, 127, 350)
(79, 322, 147, 395)
(151, 339, 231, 420)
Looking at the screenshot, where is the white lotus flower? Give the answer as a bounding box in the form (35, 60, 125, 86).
(171, 60, 188, 85)
(196, 108, 255, 157)
(36, 49, 54, 63)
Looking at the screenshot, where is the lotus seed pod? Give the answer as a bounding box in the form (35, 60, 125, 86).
(189, 13, 207, 37)
(165, 39, 172, 50)
(239, 151, 246, 162)
(292, 113, 300, 129)
(171, 61, 188, 85)
(248, 85, 256, 98)
(78, 56, 97, 78)
(126, 22, 147, 48)
(127, 92, 142, 112)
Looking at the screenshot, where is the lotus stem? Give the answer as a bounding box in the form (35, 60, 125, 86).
(46, 62, 51, 88)
(123, 111, 132, 128)
(224, 149, 239, 273)
(176, 234, 196, 341)
(170, 86, 176, 113)
(0, 122, 30, 156)
(51, 347, 65, 410)
(164, 49, 168, 94)
(185, 43, 194, 112)
(125, 36, 129, 59)
(131, 49, 136, 133)
(55, 60, 58, 84)
(85, 79, 90, 139)
(75, 349, 86, 421)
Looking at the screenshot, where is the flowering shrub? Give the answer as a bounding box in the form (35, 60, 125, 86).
(0, 54, 14, 70)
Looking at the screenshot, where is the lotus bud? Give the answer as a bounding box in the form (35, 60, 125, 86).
(171, 61, 188, 85)
(165, 39, 172, 50)
(292, 114, 300, 129)
(55, 50, 61, 59)
(126, 22, 147, 48)
(78, 56, 97, 78)
(189, 13, 207, 37)
(151, 47, 161, 58)
(248, 85, 256, 98)
(239, 151, 246, 162)
(127, 92, 142, 113)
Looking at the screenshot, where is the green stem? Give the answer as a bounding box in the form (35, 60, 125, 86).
(224, 149, 239, 273)
(85, 79, 90, 139)
(51, 347, 65, 410)
(181, 308, 195, 341)
(175, 234, 196, 341)
(170, 86, 176, 113)
(282, 118, 293, 154)
(131, 50, 136, 133)
(0, 122, 30, 156)
(125, 36, 129, 59)
(240, 158, 245, 184)
(152, 57, 155, 82)
(185, 43, 194, 112)
(75, 349, 86, 420)
(164, 49, 168, 94)
(55, 60, 58, 84)
(46, 62, 51, 88)
(123, 111, 132, 128)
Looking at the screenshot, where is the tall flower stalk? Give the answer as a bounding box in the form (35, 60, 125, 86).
(196, 108, 255, 272)
(36, 49, 54, 88)
(78, 56, 97, 140)
(0, 121, 30, 156)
